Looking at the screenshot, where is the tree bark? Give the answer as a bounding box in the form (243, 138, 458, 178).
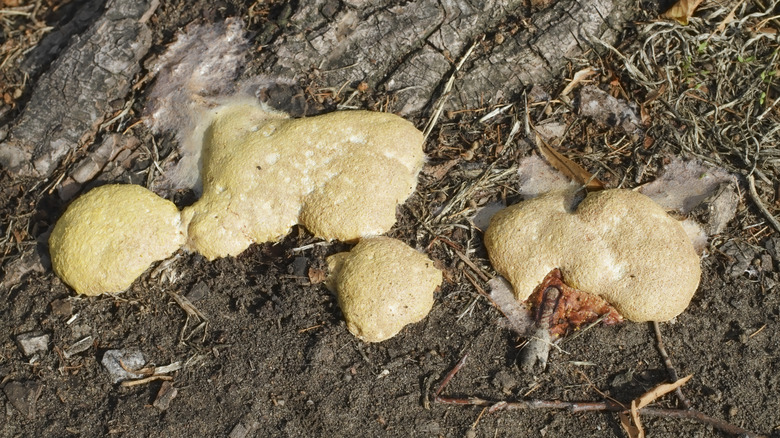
(0, 0, 154, 177)
(262, 0, 634, 114)
(0, 0, 634, 180)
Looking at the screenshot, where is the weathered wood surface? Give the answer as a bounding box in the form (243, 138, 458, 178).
(0, 0, 154, 177)
(0, 0, 634, 180)
(263, 0, 634, 113)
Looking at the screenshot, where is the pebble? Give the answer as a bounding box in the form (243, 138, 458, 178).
(153, 381, 178, 410)
(50, 298, 73, 317)
(16, 332, 49, 357)
(186, 281, 209, 302)
(3, 381, 42, 419)
(63, 336, 93, 359)
(101, 349, 145, 383)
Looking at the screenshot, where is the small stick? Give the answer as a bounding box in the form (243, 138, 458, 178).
(639, 408, 764, 438)
(436, 396, 621, 413)
(435, 397, 765, 437)
(433, 353, 469, 398)
(120, 375, 173, 387)
(653, 321, 691, 409)
(433, 356, 766, 438)
(747, 175, 780, 234)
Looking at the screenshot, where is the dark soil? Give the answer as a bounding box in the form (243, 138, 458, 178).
(1, 1, 779, 437)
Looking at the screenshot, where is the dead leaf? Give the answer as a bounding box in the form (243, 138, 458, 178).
(715, 0, 744, 33)
(619, 411, 644, 438)
(307, 267, 327, 284)
(639, 104, 651, 125)
(643, 83, 668, 105)
(561, 67, 597, 97)
(422, 159, 460, 181)
(661, 0, 704, 25)
(635, 374, 693, 410)
(619, 375, 693, 438)
(12, 229, 25, 244)
(534, 133, 605, 191)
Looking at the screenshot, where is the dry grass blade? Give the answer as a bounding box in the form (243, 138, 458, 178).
(534, 133, 605, 191)
(661, 0, 704, 25)
(627, 1, 780, 186)
(423, 38, 481, 141)
(168, 290, 207, 321)
(561, 67, 597, 96)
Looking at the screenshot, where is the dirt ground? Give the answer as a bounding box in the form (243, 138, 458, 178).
(1, 0, 779, 437)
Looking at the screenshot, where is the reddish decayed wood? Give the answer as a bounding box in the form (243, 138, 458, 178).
(527, 268, 623, 337)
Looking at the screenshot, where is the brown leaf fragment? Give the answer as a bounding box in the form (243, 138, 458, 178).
(153, 381, 179, 411)
(620, 374, 693, 437)
(422, 159, 460, 181)
(715, 0, 744, 33)
(3, 381, 43, 419)
(619, 410, 644, 438)
(661, 0, 704, 25)
(561, 67, 597, 97)
(307, 267, 327, 284)
(635, 374, 693, 410)
(534, 134, 605, 191)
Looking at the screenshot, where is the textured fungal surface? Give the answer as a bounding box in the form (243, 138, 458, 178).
(181, 101, 425, 260)
(485, 189, 701, 322)
(325, 237, 442, 342)
(49, 184, 186, 296)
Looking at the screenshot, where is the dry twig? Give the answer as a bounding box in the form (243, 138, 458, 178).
(433, 354, 766, 437)
(652, 321, 691, 409)
(120, 375, 173, 387)
(747, 174, 780, 234)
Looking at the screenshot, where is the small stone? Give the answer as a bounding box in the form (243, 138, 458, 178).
(16, 332, 49, 357)
(721, 240, 758, 278)
(765, 237, 780, 261)
(69, 324, 91, 339)
(760, 253, 774, 272)
(610, 370, 634, 388)
(292, 256, 307, 278)
(63, 336, 93, 359)
(186, 281, 209, 302)
(3, 381, 43, 419)
(50, 298, 73, 317)
(416, 420, 440, 434)
(101, 349, 145, 383)
(228, 423, 249, 438)
(153, 381, 178, 410)
(310, 343, 334, 363)
(492, 369, 517, 395)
